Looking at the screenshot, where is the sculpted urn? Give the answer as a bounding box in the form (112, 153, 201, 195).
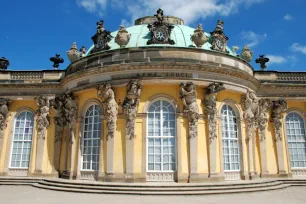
(67, 42, 80, 63)
(115, 25, 131, 48)
(240, 45, 253, 62)
(191, 24, 209, 48)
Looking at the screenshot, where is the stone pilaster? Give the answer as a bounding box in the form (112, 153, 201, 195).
(202, 83, 225, 179)
(0, 98, 11, 171)
(179, 82, 202, 182)
(258, 99, 272, 177)
(34, 95, 50, 174)
(62, 92, 78, 179)
(271, 100, 288, 176)
(97, 83, 118, 181)
(50, 96, 65, 175)
(245, 124, 256, 179)
(241, 91, 259, 179)
(122, 80, 142, 181)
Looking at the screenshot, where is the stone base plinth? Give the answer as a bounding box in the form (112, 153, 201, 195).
(208, 172, 225, 182)
(189, 173, 209, 183)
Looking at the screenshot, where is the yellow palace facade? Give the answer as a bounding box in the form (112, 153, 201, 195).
(0, 10, 306, 183)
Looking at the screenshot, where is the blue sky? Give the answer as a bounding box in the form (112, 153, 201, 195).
(0, 0, 306, 71)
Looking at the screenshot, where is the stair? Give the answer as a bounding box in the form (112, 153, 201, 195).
(31, 179, 288, 195)
(0, 177, 40, 186)
(1, 177, 305, 195)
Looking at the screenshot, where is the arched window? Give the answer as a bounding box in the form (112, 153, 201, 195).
(147, 100, 176, 172)
(10, 111, 34, 168)
(221, 105, 240, 171)
(82, 104, 102, 171)
(286, 112, 306, 168)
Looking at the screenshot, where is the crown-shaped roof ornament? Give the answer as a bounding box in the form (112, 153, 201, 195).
(90, 20, 112, 54)
(0, 57, 9, 70)
(147, 9, 175, 45)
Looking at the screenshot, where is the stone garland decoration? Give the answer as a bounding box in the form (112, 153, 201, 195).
(50, 96, 66, 143)
(35, 95, 50, 140)
(271, 100, 288, 142)
(202, 83, 225, 143)
(241, 91, 259, 142)
(63, 93, 78, 144)
(179, 82, 199, 139)
(97, 83, 118, 141)
(257, 99, 272, 142)
(122, 80, 142, 140)
(0, 98, 12, 138)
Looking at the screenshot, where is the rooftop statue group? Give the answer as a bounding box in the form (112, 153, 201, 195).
(63, 8, 270, 70)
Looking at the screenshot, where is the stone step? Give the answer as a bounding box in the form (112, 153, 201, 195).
(41, 178, 281, 188)
(0, 182, 34, 186)
(37, 180, 283, 192)
(32, 183, 289, 195)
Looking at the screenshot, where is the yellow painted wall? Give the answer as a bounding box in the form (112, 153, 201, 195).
(1, 85, 306, 180)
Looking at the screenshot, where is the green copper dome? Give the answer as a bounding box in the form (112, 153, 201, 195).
(86, 24, 235, 56)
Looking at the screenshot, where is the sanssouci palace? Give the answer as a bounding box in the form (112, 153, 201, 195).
(1, 9, 306, 184)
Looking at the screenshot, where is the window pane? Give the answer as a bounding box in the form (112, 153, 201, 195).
(286, 112, 306, 168)
(147, 100, 177, 172)
(221, 105, 240, 172)
(82, 105, 102, 170)
(10, 111, 34, 168)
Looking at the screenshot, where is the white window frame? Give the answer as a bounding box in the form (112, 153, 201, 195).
(221, 104, 240, 172)
(146, 98, 177, 173)
(285, 111, 306, 169)
(9, 111, 34, 169)
(81, 104, 102, 171)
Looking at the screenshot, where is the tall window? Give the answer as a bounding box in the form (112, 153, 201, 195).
(10, 111, 34, 168)
(221, 105, 240, 171)
(286, 112, 306, 168)
(82, 104, 102, 171)
(147, 100, 176, 172)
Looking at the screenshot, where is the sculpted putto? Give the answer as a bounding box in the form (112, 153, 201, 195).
(122, 80, 142, 140)
(180, 82, 199, 139)
(0, 98, 11, 138)
(97, 83, 118, 140)
(115, 25, 131, 48)
(35, 95, 50, 140)
(191, 24, 209, 48)
(203, 83, 225, 142)
(271, 100, 287, 141)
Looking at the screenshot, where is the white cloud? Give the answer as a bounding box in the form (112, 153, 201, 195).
(77, 0, 265, 24)
(77, 0, 107, 16)
(266, 55, 287, 65)
(284, 14, 294, 21)
(290, 43, 306, 54)
(264, 55, 298, 68)
(240, 31, 267, 47)
(120, 19, 132, 27)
